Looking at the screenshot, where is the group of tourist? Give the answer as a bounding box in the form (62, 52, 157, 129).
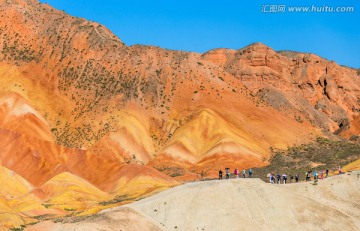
(305, 166, 343, 182)
(268, 166, 344, 184)
(218, 168, 253, 180)
(305, 169, 327, 182)
(218, 166, 343, 184)
(268, 173, 291, 184)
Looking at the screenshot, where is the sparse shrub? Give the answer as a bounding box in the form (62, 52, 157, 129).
(10, 225, 25, 231)
(99, 195, 132, 206)
(42, 203, 53, 208)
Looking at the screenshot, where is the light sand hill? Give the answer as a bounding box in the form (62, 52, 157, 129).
(286, 172, 360, 226)
(26, 207, 164, 231)
(27, 171, 360, 231)
(128, 172, 360, 231)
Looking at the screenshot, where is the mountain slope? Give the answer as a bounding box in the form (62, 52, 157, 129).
(149, 107, 317, 178)
(203, 43, 360, 136)
(0, 166, 42, 229)
(33, 172, 110, 210)
(0, 93, 54, 142)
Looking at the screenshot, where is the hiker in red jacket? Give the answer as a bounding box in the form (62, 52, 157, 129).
(234, 168, 239, 178)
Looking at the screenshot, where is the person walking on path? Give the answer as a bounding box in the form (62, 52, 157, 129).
(320, 171, 324, 180)
(225, 168, 230, 179)
(338, 166, 342, 174)
(270, 174, 275, 184)
(326, 169, 329, 178)
(313, 170, 317, 181)
(276, 174, 281, 184)
(295, 173, 299, 183)
(242, 169, 246, 178)
(282, 174, 287, 184)
(219, 169, 223, 180)
(248, 169, 253, 178)
(234, 168, 239, 178)
(289, 175, 294, 183)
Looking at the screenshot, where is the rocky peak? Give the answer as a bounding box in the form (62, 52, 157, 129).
(237, 42, 273, 54)
(201, 48, 236, 66)
(235, 43, 282, 71)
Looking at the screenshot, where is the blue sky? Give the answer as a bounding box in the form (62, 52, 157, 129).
(40, 0, 360, 68)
